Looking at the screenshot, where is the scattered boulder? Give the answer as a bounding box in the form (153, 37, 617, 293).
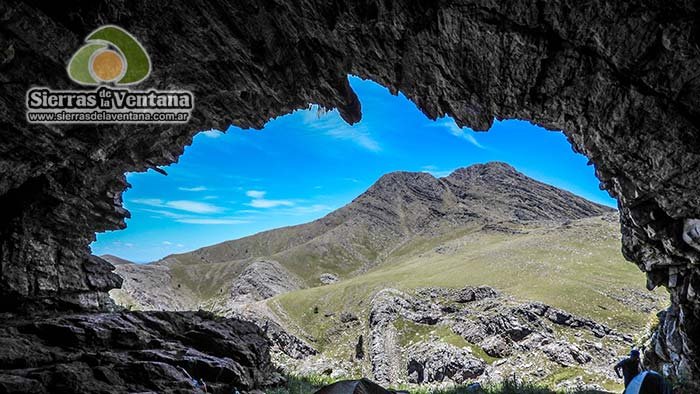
(452, 286, 499, 303)
(320, 273, 339, 285)
(480, 335, 512, 358)
(407, 342, 486, 384)
(292, 355, 352, 381)
(555, 376, 606, 392)
(542, 341, 592, 366)
(340, 312, 359, 323)
(263, 319, 318, 359)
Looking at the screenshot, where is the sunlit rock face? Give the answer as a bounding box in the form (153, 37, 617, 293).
(1, 0, 699, 388)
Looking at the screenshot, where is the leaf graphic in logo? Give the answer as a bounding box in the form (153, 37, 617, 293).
(67, 25, 151, 85)
(67, 43, 107, 85)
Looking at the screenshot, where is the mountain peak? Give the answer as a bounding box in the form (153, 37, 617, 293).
(444, 161, 520, 180)
(164, 162, 614, 270)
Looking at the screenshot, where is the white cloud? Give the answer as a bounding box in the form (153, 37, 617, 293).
(325, 127, 380, 152)
(131, 198, 165, 207)
(162, 241, 173, 245)
(243, 190, 294, 208)
(166, 200, 223, 214)
(176, 218, 249, 225)
(179, 186, 207, 192)
(248, 199, 295, 208)
(132, 198, 224, 214)
(434, 118, 485, 149)
(246, 190, 266, 198)
(301, 108, 381, 152)
(141, 208, 187, 219)
(200, 130, 223, 138)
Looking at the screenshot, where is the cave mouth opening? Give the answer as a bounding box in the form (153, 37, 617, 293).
(3, 2, 700, 391)
(93, 76, 667, 391)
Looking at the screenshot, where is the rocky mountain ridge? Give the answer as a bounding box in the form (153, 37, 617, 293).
(110, 162, 614, 312)
(166, 162, 612, 269)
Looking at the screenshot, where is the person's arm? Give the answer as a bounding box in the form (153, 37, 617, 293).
(614, 360, 624, 378)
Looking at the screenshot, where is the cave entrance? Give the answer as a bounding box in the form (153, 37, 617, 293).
(93, 77, 667, 392)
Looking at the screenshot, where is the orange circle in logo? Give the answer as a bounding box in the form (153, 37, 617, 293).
(91, 50, 124, 82)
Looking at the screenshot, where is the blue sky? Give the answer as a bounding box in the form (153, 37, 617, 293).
(92, 76, 617, 262)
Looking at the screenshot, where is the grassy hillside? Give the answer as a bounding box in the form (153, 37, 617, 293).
(271, 215, 666, 387)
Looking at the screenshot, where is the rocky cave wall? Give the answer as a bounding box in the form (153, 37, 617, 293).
(1, 0, 699, 388)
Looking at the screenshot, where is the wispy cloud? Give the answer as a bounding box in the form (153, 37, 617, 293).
(249, 199, 295, 208)
(131, 198, 163, 207)
(138, 207, 248, 226)
(179, 186, 207, 192)
(301, 108, 381, 152)
(245, 190, 295, 208)
(131, 198, 223, 213)
(167, 200, 222, 214)
(327, 128, 380, 152)
(176, 218, 249, 225)
(132, 198, 223, 214)
(246, 190, 266, 199)
(200, 130, 223, 138)
(434, 118, 485, 149)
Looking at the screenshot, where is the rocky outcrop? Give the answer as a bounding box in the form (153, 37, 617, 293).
(110, 262, 196, 311)
(407, 342, 485, 384)
(262, 318, 318, 360)
(2, 0, 700, 387)
(368, 287, 635, 385)
(541, 341, 592, 367)
(219, 300, 318, 362)
(0, 310, 281, 393)
(320, 273, 339, 285)
(229, 260, 303, 304)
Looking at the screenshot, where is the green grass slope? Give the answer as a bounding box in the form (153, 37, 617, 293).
(272, 214, 666, 358)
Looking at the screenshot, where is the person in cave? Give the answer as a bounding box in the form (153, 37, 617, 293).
(615, 349, 643, 388)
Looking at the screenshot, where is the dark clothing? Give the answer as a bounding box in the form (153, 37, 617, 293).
(639, 372, 673, 394)
(616, 357, 642, 387)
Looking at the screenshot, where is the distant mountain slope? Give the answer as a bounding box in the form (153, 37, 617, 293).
(100, 254, 134, 266)
(110, 162, 614, 309)
(163, 162, 611, 277)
